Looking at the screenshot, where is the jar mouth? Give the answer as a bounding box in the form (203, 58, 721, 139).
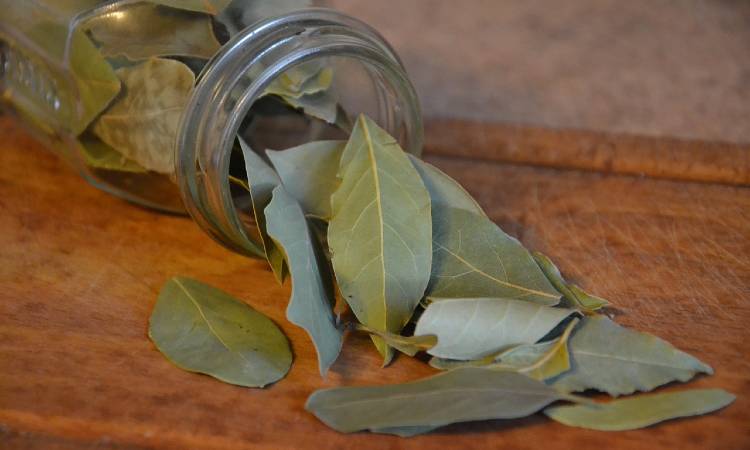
(176, 8, 423, 256)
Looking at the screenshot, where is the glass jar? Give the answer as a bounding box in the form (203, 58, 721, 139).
(0, 0, 422, 257)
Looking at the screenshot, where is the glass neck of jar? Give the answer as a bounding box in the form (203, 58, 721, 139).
(176, 8, 423, 257)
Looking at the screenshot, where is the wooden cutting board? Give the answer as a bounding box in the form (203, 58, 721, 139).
(1, 116, 748, 449)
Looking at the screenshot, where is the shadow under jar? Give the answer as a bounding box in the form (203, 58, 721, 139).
(0, 0, 422, 257)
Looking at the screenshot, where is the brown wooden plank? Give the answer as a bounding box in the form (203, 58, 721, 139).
(1, 117, 748, 449)
(425, 118, 750, 186)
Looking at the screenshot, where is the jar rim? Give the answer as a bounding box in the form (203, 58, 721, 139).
(176, 8, 423, 256)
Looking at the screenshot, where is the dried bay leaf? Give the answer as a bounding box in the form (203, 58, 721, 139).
(266, 66, 333, 100)
(239, 139, 286, 282)
(147, 0, 231, 15)
(545, 389, 735, 431)
(265, 186, 343, 375)
(306, 368, 576, 435)
(78, 136, 146, 173)
(25, 22, 121, 135)
(533, 252, 609, 312)
(85, 3, 221, 60)
(278, 90, 340, 125)
(414, 297, 575, 360)
(552, 316, 713, 396)
(92, 58, 194, 173)
(353, 323, 437, 357)
(149, 277, 292, 388)
(266, 140, 345, 219)
(408, 155, 486, 217)
(328, 115, 432, 362)
(427, 207, 561, 304)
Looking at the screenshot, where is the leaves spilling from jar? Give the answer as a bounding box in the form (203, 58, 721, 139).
(149, 277, 292, 388)
(85, 3, 222, 60)
(328, 115, 433, 363)
(92, 58, 195, 173)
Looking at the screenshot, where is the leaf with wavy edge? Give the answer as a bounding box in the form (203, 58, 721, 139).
(306, 368, 579, 435)
(86, 3, 221, 60)
(545, 389, 735, 431)
(265, 186, 343, 375)
(415, 297, 575, 360)
(239, 139, 286, 282)
(149, 277, 292, 387)
(328, 115, 432, 363)
(266, 140, 345, 220)
(408, 155, 486, 217)
(92, 58, 193, 173)
(551, 316, 713, 396)
(533, 252, 609, 312)
(427, 207, 561, 304)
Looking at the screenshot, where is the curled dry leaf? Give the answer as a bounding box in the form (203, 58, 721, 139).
(92, 58, 194, 173)
(265, 186, 343, 375)
(414, 297, 576, 360)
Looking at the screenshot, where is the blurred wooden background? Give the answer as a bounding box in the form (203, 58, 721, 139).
(328, 0, 750, 144)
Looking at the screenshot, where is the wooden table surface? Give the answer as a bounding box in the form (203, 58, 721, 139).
(1, 115, 749, 449)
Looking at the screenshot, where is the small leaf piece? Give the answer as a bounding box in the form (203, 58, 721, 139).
(92, 58, 194, 173)
(552, 316, 713, 396)
(240, 139, 286, 281)
(353, 323, 436, 357)
(149, 277, 292, 388)
(85, 3, 221, 60)
(414, 297, 575, 360)
(328, 115, 432, 362)
(266, 140, 345, 219)
(427, 207, 561, 305)
(409, 155, 486, 217)
(306, 368, 574, 435)
(545, 389, 735, 431)
(533, 252, 609, 312)
(78, 136, 146, 173)
(265, 186, 343, 375)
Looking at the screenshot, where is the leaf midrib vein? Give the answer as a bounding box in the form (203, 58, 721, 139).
(434, 242, 558, 299)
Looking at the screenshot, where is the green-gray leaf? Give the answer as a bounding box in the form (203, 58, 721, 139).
(149, 277, 292, 388)
(78, 136, 146, 173)
(533, 252, 609, 312)
(551, 316, 713, 396)
(414, 297, 575, 360)
(85, 3, 221, 60)
(545, 389, 735, 431)
(266, 140, 345, 220)
(328, 115, 432, 362)
(409, 155, 486, 217)
(265, 186, 343, 375)
(147, 0, 231, 14)
(239, 139, 286, 281)
(306, 368, 574, 435)
(427, 207, 561, 304)
(92, 58, 194, 173)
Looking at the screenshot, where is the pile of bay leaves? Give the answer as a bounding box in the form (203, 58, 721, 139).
(149, 113, 734, 436)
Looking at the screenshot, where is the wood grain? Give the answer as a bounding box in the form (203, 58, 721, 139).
(1, 116, 749, 449)
(425, 119, 750, 186)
